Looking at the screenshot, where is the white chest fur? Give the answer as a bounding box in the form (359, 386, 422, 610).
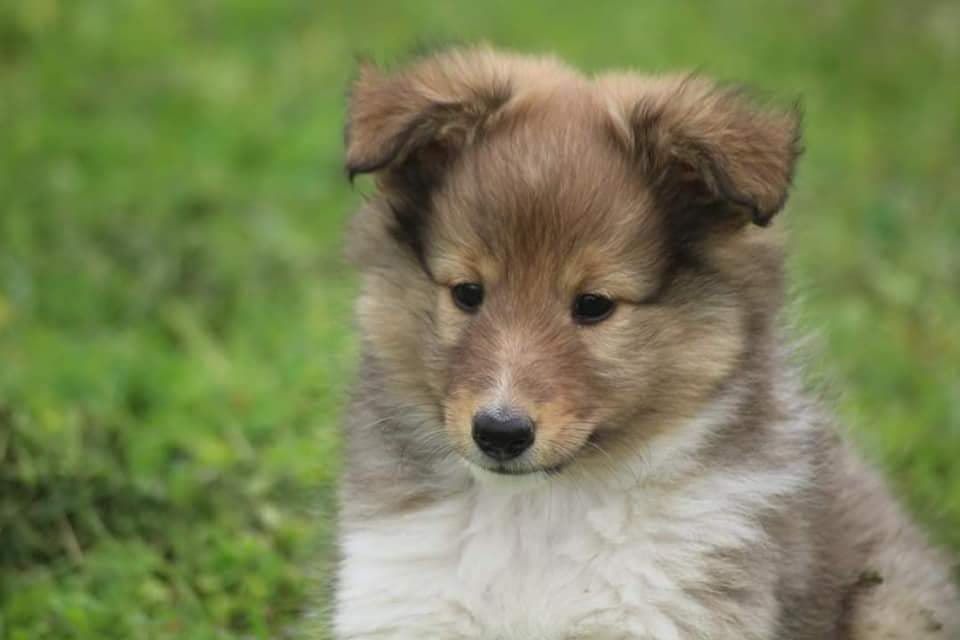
(334, 459, 805, 640)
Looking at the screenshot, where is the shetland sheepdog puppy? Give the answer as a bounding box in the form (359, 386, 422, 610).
(328, 46, 958, 639)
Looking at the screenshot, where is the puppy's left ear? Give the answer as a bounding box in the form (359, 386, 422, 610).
(607, 75, 802, 230)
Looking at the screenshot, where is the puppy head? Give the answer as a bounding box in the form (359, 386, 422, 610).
(345, 47, 801, 477)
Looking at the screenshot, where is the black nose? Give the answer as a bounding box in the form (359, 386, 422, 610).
(472, 407, 535, 461)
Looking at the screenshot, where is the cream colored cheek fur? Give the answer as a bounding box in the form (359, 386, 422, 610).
(333, 393, 811, 640)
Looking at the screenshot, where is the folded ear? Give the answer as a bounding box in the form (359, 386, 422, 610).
(344, 49, 519, 264)
(344, 48, 513, 182)
(606, 75, 802, 230)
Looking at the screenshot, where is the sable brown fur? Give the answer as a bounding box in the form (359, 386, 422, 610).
(330, 46, 959, 639)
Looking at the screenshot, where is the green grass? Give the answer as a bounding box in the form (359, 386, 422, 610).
(1, 1, 958, 637)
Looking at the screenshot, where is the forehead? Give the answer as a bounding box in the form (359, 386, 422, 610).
(427, 96, 665, 287)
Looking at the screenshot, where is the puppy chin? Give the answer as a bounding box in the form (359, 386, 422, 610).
(461, 452, 572, 490)
(466, 461, 552, 490)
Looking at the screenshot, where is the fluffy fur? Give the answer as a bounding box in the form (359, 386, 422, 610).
(328, 46, 959, 639)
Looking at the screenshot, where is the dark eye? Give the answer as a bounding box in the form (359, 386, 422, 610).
(451, 283, 484, 312)
(572, 293, 615, 324)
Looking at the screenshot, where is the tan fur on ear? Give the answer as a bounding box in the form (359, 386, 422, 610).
(601, 74, 802, 227)
(344, 46, 585, 181)
(344, 47, 518, 179)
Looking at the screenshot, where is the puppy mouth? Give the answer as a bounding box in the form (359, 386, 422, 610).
(490, 462, 567, 476)
(466, 455, 572, 477)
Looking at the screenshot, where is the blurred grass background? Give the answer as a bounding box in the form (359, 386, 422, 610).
(1, 1, 958, 638)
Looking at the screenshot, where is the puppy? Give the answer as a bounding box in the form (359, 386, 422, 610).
(330, 46, 958, 639)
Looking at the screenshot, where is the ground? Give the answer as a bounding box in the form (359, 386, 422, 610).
(1, 1, 958, 638)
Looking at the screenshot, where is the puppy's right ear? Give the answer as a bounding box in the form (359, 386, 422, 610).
(344, 49, 512, 183)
